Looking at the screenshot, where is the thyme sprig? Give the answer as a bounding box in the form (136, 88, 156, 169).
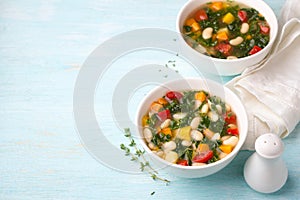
(120, 128, 170, 185)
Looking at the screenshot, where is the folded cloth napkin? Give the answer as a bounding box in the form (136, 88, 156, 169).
(226, 1, 300, 150)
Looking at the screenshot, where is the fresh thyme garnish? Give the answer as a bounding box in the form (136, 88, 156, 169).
(120, 128, 170, 185)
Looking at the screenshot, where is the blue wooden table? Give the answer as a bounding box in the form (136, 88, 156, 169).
(1, 0, 299, 199)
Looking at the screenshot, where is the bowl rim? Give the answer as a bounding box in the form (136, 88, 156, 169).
(136, 77, 248, 170)
(176, 0, 279, 63)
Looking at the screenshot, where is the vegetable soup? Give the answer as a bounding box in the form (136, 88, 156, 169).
(142, 90, 239, 166)
(182, 1, 270, 59)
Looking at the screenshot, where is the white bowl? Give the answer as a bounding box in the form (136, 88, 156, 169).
(136, 78, 248, 178)
(176, 0, 278, 76)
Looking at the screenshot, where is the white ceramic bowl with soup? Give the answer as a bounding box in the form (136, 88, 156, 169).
(176, 0, 278, 76)
(136, 78, 248, 178)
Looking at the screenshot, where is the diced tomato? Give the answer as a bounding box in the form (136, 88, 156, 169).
(165, 91, 183, 100)
(224, 112, 237, 124)
(177, 159, 189, 166)
(259, 23, 270, 34)
(238, 10, 248, 22)
(215, 43, 232, 56)
(227, 127, 239, 136)
(249, 45, 262, 55)
(192, 150, 213, 163)
(156, 109, 171, 121)
(194, 9, 208, 21)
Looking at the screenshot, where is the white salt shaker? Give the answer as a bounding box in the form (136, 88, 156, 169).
(243, 133, 288, 193)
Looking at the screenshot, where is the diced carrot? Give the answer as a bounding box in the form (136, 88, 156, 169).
(219, 145, 233, 154)
(216, 31, 228, 41)
(197, 143, 210, 152)
(185, 18, 197, 26)
(157, 98, 168, 106)
(191, 22, 200, 32)
(150, 102, 163, 113)
(195, 91, 206, 102)
(142, 115, 149, 126)
(161, 127, 172, 136)
(246, 34, 252, 40)
(210, 2, 223, 11)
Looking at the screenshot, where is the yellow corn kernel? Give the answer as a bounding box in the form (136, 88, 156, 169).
(185, 18, 197, 26)
(219, 145, 233, 154)
(223, 12, 235, 24)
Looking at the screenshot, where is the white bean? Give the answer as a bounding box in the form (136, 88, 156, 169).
(211, 133, 221, 141)
(227, 56, 238, 60)
(190, 117, 201, 130)
(192, 162, 207, 166)
(229, 36, 244, 46)
(181, 140, 192, 147)
(155, 150, 164, 158)
(191, 130, 203, 141)
(160, 119, 171, 129)
(225, 103, 231, 112)
(164, 151, 179, 163)
(143, 128, 153, 143)
(163, 141, 177, 152)
(202, 27, 213, 40)
(194, 100, 202, 110)
(219, 152, 228, 159)
(173, 112, 187, 120)
(208, 111, 218, 122)
(216, 104, 223, 115)
(148, 142, 156, 150)
(200, 103, 209, 114)
(240, 22, 249, 34)
(223, 136, 239, 147)
(221, 135, 231, 141)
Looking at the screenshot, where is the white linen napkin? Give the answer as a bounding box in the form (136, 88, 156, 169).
(226, 0, 300, 150)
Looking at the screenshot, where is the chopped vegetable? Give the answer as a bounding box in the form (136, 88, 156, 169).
(166, 91, 183, 100)
(216, 31, 229, 41)
(176, 126, 192, 141)
(219, 145, 233, 154)
(156, 109, 171, 121)
(259, 23, 270, 34)
(238, 10, 248, 22)
(193, 150, 214, 163)
(225, 112, 237, 124)
(249, 45, 262, 55)
(227, 127, 239, 136)
(177, 159, 189, 166)
(151, 102, 163, 113)
(223, 12, 235, 24)
(194, 9, 208, 21)
(210, 1, 223, 11)
(194, 91, 206, 102)
(157, 97, 168, 106)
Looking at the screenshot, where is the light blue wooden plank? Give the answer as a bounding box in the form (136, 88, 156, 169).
(0, 0, 299, 199)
